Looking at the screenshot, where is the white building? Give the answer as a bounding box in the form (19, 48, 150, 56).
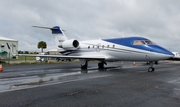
(48, 49, 60, 55)
(0, 36, 18, 59)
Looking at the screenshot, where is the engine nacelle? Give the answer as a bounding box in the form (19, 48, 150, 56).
(62, 39, 79, 50)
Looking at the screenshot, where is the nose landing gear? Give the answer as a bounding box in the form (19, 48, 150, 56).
(148, 67, 155, 72)
(148, 61, 155, 72)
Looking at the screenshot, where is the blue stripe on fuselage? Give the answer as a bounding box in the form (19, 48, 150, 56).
(103, 37, 174, 56)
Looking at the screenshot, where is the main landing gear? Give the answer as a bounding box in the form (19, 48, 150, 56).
(81, 60, 107, 70)
(98, 61, 107, 69)
(148, 61, 155, 72)
(81, 60, 88, 69)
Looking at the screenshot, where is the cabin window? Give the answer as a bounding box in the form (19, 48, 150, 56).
(113, 45, 115, 48)
(107, 45, 109, 48)
(88, 46, 90, 49)
(102, 45, 104, 48)
(93, 46, 95, 48)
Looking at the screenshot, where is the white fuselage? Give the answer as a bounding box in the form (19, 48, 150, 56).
(59, 39, 173, 62)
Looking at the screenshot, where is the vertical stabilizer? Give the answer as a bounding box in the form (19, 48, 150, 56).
(33, 26, 68, 48)
(51, 26, 68, 48)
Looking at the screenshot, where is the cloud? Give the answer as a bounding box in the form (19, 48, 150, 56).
(0, 0, 180, 51)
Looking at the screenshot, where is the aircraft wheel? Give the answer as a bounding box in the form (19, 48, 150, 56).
(81, 65, 87, 69)
(81, 60, 88, 69)
(98, 62, 104, 69)
(148, 67, 155, 72)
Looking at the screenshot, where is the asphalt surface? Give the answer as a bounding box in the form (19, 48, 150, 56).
(0, 61, 180, 107)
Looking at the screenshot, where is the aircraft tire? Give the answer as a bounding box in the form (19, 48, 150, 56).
(148, 67, 155, 72)
(98, 63, 104, 69)
(81, 65, 87, 69)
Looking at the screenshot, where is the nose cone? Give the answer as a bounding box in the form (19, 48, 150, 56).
(150, 45, 174, 56)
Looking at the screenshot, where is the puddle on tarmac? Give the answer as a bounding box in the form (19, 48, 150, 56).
(0, 65, 120, 92)
(0, 68, 105, 92)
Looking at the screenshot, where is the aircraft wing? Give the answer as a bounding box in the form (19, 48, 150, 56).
(16, 54, 106, 60)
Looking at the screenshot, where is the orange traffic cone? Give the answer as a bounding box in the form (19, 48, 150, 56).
(47, 61, 50, 64)
(133, 62, 136, 66)
(0, 64, 3, 72)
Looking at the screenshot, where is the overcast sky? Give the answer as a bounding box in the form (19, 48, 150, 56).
(0, 0, 180, 52)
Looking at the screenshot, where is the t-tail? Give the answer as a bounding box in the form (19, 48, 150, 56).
(32, 26, 68, 48)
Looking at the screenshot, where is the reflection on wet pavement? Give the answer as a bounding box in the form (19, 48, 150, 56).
(0, 66, 119, 93)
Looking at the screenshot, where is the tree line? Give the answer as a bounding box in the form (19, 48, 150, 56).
(18, 41, 47, 54)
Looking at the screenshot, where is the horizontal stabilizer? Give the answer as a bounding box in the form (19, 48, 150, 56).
(32, 26, 58, 30)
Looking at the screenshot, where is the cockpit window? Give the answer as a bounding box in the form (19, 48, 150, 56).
(133, 40, 156, 45)
(133, 40, 145, 45)
(144, 40, 155, 44)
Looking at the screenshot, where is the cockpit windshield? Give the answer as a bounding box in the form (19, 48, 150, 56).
(133, 40, 156, 45)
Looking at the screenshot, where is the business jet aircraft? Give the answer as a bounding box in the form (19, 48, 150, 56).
(17, 26, 174, 72)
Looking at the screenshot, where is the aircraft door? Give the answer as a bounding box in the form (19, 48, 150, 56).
(145, 55, 150, 61)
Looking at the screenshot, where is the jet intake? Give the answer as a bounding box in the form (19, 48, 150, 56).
(62, 39, 79, 50)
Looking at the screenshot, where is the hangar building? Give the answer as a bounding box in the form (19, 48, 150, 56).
(0, 36, 18, 59)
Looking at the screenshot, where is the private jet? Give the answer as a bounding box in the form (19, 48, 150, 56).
(15, 26, 174, 72)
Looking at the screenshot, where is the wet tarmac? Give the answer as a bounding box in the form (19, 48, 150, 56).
(0, 61, 180, 107)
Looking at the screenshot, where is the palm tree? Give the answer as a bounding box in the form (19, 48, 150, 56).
(37, 41, 47, 53)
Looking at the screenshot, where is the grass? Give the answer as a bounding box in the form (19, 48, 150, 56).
(15, 56, 36, 60)
(0, 56, 36, 63)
